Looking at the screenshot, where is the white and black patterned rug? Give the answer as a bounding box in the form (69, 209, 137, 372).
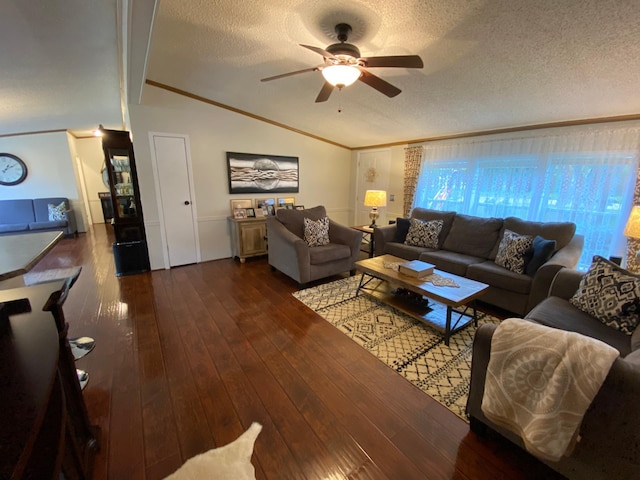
(293, 276, 502, 420)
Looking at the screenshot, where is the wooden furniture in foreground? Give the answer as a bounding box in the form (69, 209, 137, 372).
(0, 278, 99, 479)
(228, 216, 268, 262)
(0, 230, 63, 288)
(355, 254, 489, 345)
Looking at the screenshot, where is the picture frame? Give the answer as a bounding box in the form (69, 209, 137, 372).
(233, 208, 247, 219)
(227, 152, 299, 194)
(246, 207, 256, 218)
(230, 199, 252, 215)
(294, 205, 305, 211)
(277, 197, 295, 207)
(265, 205, 275, 216)
(254, 198, 275, 209)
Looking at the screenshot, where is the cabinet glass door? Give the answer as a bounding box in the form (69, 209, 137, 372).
(107, 148, 139, 221)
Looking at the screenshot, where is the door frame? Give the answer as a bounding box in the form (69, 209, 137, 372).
(148, 132, 201, 269)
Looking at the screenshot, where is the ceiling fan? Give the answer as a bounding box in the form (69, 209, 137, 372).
(261, 23, 424, 103)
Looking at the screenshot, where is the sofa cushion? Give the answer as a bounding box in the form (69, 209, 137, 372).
(467, 261, 532, 295)
(419, 250, 485, 277)
(33, 197, 70, 223)
(0, 223, 30, 233)
(570, 256, 640, 335)
(410, 208, 456, 248)
(490, 217, 576, 259)
(303, 216, 330, 247)
(0, 199, 35, 224)
(276, 205, 326, 239)
(527, 296, 631, 356)
(494, 229, 534, 274)
(309, 243, 351, 265)
(29, 220, 67, 231)
(442, 214, 503, 259)
(385, 242, 433, 260)
(405, 218, 443, 248)
(393, 217, 411, 243)
(525, 235, 557, 276)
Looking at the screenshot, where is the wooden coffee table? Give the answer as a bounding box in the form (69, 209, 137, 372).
(355, 254, 489, 345)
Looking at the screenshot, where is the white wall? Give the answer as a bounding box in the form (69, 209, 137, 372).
(129, 85, 354, 269)
(74, 137, 110, 223)
(0, 131, 88, 231)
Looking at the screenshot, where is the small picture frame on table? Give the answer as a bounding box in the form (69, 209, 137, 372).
(246, 207, 256, 218)
(266, 205, 275, 216)
(230, 199, 253, 215)
(294, 205, 305, 211)
(277, 197, 295, 207)
(233, 208, 247, 219)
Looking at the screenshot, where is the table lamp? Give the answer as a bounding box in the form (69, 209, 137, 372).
(364, 190, 387, 228)
(624, 206, 640, 263)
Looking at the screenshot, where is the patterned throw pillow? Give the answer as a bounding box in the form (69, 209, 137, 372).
(570, 255, 640, 335)
(303, 216, 330, 247)
(404, 218, 443, 248)
(494, 229, 534, 274)
(48, 201, 68, 221)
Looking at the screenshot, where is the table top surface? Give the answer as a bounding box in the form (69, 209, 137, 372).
(356, 254, 489, 306)
(0, 231, 64, 281)
(351, 225, 374, 233)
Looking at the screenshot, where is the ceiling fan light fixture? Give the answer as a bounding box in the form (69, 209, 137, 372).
(322, 65, 361, 88)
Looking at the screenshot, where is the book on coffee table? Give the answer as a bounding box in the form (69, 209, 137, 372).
(398, 260, 435, 279)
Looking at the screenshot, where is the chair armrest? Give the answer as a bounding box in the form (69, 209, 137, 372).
(328, 221, 362, 257)
(266, 217, 310, 282)
(373, 224, 397, 256)
(526, 234, 584, 313)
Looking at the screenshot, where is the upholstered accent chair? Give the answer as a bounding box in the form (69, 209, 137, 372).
(266, 205, 362, 284)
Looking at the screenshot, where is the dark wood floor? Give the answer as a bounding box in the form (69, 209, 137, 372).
(27, 225, 563, 479)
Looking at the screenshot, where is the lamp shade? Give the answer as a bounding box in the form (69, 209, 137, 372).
(364, 190, 387, 207)
(624, 206, 640, 239)
(322, 65, 361, 87)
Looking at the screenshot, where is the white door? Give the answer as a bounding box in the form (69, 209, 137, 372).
(150, 134, 199, 267)
(355, 149, 391, 226)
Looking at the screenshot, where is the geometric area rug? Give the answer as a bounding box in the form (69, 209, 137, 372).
(293, 276, 502, 421)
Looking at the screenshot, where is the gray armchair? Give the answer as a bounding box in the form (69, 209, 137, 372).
(266, 205, 362, 284)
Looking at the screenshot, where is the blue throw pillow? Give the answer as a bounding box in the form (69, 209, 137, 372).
(393, 217, 411, 243)
(525, 235, 557, 276)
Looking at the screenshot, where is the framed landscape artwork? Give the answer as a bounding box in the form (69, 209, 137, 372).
(227, 152, 299, 194)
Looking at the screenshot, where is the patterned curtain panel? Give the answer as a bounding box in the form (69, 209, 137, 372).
(403, 146, 424, 217)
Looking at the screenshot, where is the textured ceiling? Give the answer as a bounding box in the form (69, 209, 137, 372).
(1, 0, 639, 148)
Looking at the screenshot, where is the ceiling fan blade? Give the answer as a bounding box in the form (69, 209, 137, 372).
(358, 70, 401, 97)
(359, 55, 424, 69)
(300, 44, 338, 60)
(315, 81, 334, 103)
(261, 66, 322, 82)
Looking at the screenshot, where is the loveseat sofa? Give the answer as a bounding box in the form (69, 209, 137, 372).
(373, 208, 584, 315)
(466, 264, 640, 479)
(266, 205, 362, 284)
(0, 198, 77, 237)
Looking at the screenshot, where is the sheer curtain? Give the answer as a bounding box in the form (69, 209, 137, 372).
(412, 124, 640, 270)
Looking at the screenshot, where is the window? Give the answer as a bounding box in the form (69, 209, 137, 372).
(413, 127, 640, 270)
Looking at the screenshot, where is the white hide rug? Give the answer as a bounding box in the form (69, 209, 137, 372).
(164, 422, 262, 480)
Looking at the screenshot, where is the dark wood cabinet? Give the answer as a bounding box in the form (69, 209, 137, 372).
(101, 128, 150, 275)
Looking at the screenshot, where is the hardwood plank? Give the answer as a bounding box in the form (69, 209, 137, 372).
(26, 226, 564, 480)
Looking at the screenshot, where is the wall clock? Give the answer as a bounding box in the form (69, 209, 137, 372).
(0, 153, 28, 186)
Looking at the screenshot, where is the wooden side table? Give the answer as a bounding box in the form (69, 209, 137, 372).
(351, 225, 375, 257)
(228, 216, 268, 262)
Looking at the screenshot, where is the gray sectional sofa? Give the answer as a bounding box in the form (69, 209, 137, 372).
(466, 267, 640, 479)
(0, 198, 78, 237)
(373, 208, 584, 315)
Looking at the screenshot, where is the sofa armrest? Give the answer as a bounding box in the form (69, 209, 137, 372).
(525, 234, 584, 313)
(328, 221, 362, 257)
(373, 224, 397, 256)
(548, 268, 585, 300)
(266, 217, 310, 281)
(65, 209, 78, 236)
